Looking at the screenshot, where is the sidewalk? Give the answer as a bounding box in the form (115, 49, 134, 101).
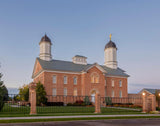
(0, 114, 160, 120)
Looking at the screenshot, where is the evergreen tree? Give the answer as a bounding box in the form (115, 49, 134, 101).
(0, 73, 8, 111)
(36, 81, 48, 106)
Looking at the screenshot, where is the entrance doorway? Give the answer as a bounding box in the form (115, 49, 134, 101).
(91, 90, 96, 103)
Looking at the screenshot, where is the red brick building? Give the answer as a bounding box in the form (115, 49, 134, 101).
(32, 34, 129, 99)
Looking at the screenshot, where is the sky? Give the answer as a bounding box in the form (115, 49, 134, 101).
(0, 0, 160, 93)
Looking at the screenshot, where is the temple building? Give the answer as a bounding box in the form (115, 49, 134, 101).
(32, 34, 129, 99)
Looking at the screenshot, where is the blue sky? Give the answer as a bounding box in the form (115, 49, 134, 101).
(0, 0, 160, 93)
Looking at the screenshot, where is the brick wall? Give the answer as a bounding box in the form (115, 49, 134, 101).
(33, 61, 128, 98)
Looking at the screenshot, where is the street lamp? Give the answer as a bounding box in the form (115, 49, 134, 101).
(142, 92, 145, 96)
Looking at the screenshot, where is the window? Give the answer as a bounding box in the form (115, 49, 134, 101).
(52, 88, 56, 96)
(112, 90, 114, 97)
(91, 72, 99, 83)
(74, 77, 77, 85)
(73, 88, 77, 96)
(112, 80, 114, 87)
(64, 88, 67, 96)
(119, 90, 122, 98)
(119, 80, 122, 87)
(53, 75, 56, 84)
(64, 76, 67, 84)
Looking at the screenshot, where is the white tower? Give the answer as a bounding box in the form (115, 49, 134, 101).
(104, 34, 117, 69)
(39, 34, 52, 61)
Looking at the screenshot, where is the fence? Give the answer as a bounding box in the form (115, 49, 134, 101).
(0, 94, 30, 115)
(100, 97, 143, 114)
(1, 92, 157, 115)
(37, 95, 95, 114)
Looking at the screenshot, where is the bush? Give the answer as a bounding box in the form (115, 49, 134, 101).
(73, 103, 81, 106)
(76, 100, 83, 104)
(46, 102, 64, 106)
(67, 103, 73, 106)
(105, 97, 112, 105)
(84, 96, 90, 105)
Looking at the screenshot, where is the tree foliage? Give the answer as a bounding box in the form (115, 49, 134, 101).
(36, 81, 48, 106)
(18, 84, 29, 101)
(0, 73, 8, 111)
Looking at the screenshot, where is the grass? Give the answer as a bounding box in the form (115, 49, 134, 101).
(0, 116, 160, 123)
(0, 103, 142, 117)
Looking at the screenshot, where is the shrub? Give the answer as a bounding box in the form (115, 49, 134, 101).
(76, 100, 83, 104)
(84, 96, 90, 105)
(105, 97, 112, 105)
(73, 103, 81, 106)
(46, 102, 64, 106)
(67, 103, 73, 106)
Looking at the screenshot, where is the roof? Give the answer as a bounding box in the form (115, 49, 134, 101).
(36, 58, 129, 77)
(105, 40, 117, 50)
(139, 88, 160, 94)
(40, 34, 51, 44)
(74, 55, 87, 58)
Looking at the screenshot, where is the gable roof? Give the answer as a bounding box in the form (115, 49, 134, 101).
(35, 58, 129, 77)
(139, 88, 160, 95)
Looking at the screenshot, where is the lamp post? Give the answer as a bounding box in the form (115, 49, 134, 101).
(142, 92, 147, 113)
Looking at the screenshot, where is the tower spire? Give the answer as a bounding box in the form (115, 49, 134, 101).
(109, 34, 112, 41)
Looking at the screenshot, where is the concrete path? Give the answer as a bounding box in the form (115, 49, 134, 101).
(0, 114, 160, 120)
(1, 118, 160, 126)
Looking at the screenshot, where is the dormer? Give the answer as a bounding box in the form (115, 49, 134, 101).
(72, 55, 87, 65)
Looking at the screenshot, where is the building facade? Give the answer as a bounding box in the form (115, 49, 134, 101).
(32, 34, 129, 98)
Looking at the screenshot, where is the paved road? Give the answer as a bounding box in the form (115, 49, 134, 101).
(1, 119, 160, 126)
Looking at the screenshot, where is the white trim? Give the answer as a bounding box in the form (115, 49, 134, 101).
(106, 75, 128, 78)
(32, 70, 81, 79)
(44, 70, 81, 74)
(32, 70, 44, 79)
(138, 89, 153, 95)
(85, 63, 107, 73)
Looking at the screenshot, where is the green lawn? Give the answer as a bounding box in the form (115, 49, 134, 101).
(0, 103, 142, 117)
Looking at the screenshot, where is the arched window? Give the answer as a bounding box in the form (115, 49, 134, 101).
(91, 72, 99, 83)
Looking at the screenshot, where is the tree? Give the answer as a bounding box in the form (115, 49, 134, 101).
(0, 73, 8, 111)
(36, 81, 48, 106)
(18, 84, 29, 101)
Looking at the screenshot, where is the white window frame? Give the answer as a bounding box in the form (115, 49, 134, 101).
(119, 80, 122, 87)
(119, 90, 122, 98)
(64, 88, 67, 96)
(52, 88, 56, 96)
(73, 77, 77, 85)
(112, 90, 114, 97)
(53, 75, 57, 84)
(64, 76, 67, 84)
(112, 80, 114, 87)
(73, 88, 77, 96)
